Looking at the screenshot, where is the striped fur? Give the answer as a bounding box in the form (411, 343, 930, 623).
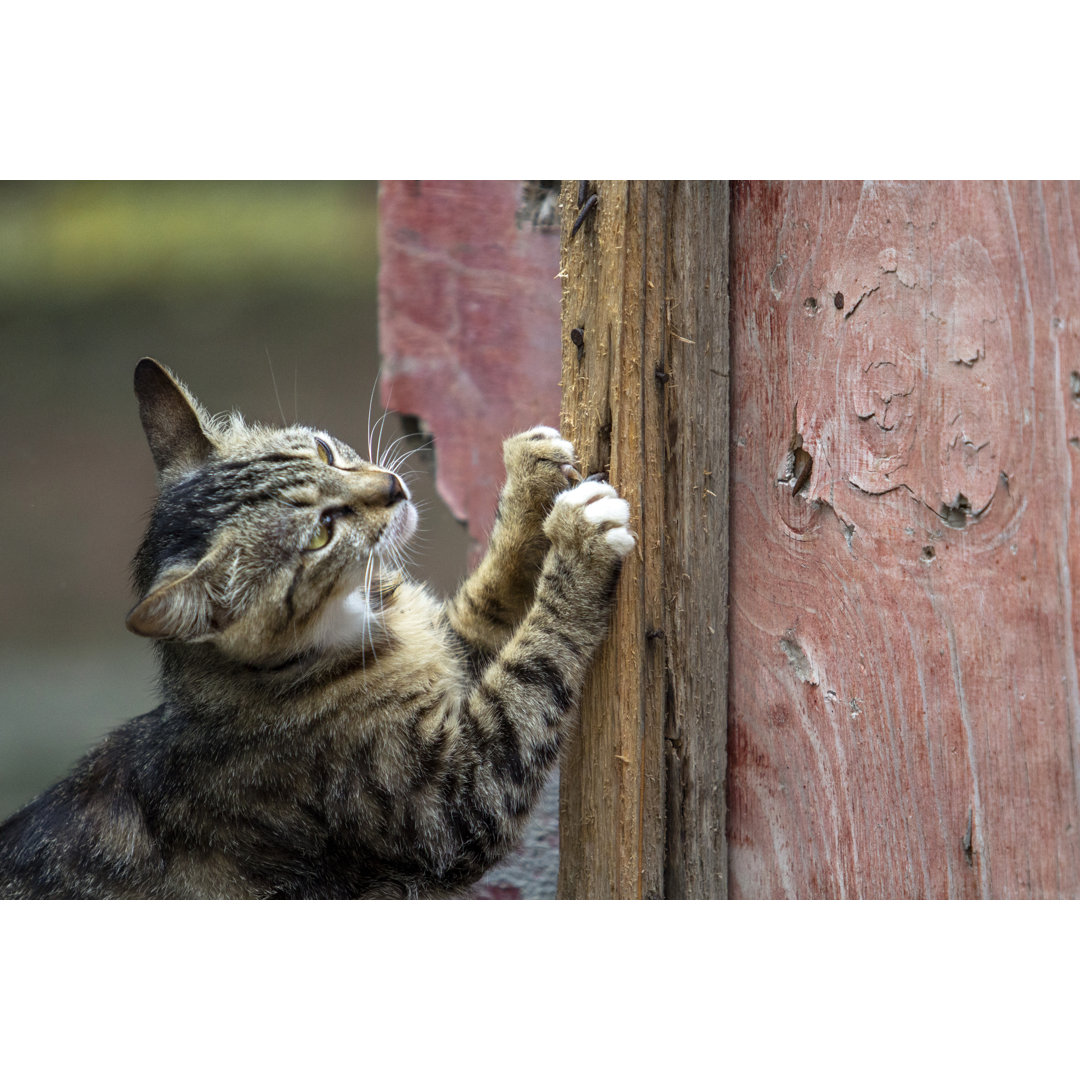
(0, 359, 634, 898)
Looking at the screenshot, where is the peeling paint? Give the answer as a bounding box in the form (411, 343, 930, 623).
(780, 631, 817, 685)
(951, 348, 984, 367)
(769, 254, 788, 300)
(843, 286, 879, 320)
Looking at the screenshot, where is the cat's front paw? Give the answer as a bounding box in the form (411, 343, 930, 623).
(502, 426, 581, 515)
(543, 479, 636, 561)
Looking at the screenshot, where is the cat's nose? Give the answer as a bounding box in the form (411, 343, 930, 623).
(345, 468, 410, 509)
(385, 473, 409, 506)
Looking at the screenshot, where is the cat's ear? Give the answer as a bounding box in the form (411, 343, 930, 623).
(125, 556, 233, 641)
(134, 357, 215, 476)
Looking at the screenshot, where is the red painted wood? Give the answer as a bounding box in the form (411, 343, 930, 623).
(729, 181, 1080, 897)
(377, 181, 562, 557)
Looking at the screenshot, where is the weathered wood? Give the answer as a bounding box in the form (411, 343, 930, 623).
(378, 181, 563, 560)
(557, 181, 730, 899)
(728, 181, 1080, 898)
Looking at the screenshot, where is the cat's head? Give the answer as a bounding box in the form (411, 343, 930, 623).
(126, 358, 417, 666)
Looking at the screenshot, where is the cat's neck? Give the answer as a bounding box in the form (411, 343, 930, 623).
(153, 578, 445, 722)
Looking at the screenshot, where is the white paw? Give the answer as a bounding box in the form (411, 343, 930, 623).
(522, 426, 574, 464)
(584, 495, 629, 528)
(523, 425, 562, 441)
(557, 479, 616, 507)
(604, 527, 636, 556)
(516, 426, 578, 482)
(555, 481, 636, 555)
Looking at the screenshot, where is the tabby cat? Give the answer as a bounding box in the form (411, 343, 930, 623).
(0, 358, 633, 898)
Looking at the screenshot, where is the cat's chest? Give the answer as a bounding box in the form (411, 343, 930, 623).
(296, 620, 461, 795)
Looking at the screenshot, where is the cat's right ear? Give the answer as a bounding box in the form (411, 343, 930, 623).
(134, 358, 215, 476)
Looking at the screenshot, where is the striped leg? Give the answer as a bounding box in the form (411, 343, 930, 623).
(445, 426, 578, 662)
(434, 481, 634, 879)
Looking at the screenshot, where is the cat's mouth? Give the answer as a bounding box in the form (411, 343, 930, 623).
(374, 498, 418, 557)
(313, 504, 415, 654)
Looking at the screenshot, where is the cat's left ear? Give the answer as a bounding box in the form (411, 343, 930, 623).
(125, 554, 233, 641)
(134, 357, 216, 476)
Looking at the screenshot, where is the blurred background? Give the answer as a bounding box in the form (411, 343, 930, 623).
(0, 181, 468, 820)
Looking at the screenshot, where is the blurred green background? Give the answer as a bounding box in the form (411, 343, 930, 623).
(0, 181, 466, 819)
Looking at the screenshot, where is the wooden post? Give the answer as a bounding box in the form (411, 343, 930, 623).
(557, 181, 731, 899)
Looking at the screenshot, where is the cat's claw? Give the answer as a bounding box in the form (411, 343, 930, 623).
(518, 427, 590, 483)
(504, 426, 581, 506)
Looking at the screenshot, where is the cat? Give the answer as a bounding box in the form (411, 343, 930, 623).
(0, 358, 634, 898)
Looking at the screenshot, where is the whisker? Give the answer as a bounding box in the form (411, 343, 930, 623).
(381, 441, 435, 475)
(266, 347, 287, 426)
(365, 379, 380, 462)
(370, 384, 395, 467)
(378, 431, 424, 470)
(374, 413, 392, 467)
(363, 550, 377, 666)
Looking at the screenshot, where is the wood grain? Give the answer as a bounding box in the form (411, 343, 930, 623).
(558, 182, 730, 898)
(729, 181, 1080, 898)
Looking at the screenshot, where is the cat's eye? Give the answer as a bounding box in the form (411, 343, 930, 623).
(315, 438, 334, 466)
(306, 518, 332, 550)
